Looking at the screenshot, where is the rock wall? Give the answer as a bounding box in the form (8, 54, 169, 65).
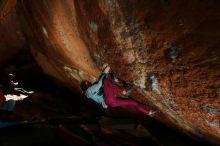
(1, 0, 220, 144)
(0, 0, 26, 63)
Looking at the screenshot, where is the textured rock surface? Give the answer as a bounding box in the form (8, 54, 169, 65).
(1, 0, 220, 144)
(0, 0, 26, 63)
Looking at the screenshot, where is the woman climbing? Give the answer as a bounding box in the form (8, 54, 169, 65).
(80, 64, 156, 116)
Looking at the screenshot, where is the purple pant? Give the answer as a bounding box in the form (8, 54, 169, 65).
(103, 78, 150, 115)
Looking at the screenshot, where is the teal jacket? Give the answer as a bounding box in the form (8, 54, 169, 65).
(85, 72, 108, 108)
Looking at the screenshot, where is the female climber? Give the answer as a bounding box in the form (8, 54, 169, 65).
(80, 64, 156, 116)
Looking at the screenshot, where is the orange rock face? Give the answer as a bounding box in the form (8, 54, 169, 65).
(0, 0, 25, 63)
(1, 0, 220, 144)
